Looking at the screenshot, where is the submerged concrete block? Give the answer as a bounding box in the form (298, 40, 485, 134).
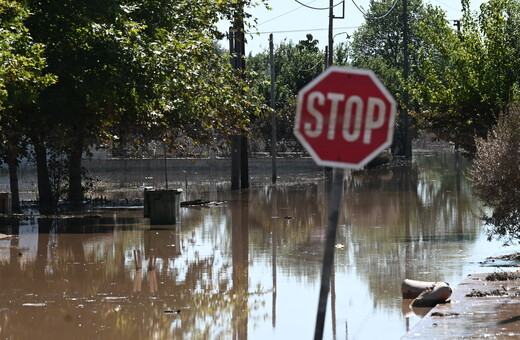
(144, 189, 182, 225)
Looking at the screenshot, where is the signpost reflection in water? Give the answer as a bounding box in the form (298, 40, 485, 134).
(0, 154, 509, 339)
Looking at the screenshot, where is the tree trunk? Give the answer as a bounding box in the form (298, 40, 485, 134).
(33, 138, 55, 214)
(240, 135, 249, 189)
(231, 135, 241, 190)
(68, 133, 85, 207)
(6, 148, 21, 213)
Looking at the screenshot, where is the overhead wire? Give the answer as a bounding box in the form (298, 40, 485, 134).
(350, 0, 368, 16)
(351, 0, 400, 20)
(294, 0, 345, 11)
(295, 57, 325, 72)
(430, 0, 459, 12)
(259, 0, 320, 26)
(250, 26, 360, 35)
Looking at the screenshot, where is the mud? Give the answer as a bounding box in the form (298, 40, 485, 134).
(404, 273, 520, 339)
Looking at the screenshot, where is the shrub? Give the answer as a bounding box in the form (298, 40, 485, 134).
(470, 104, 520, 244)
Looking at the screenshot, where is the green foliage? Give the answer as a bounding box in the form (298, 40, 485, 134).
(0, 0, 270, 209)
(413, 0, 520, 155)
(0, 0, 55, 180)
(273, 35, 325, 98)
(470, 104, 520, 244)
(350, 0, 428, 98)
(24, 0, 267, 149)
(350, 0, 433, 154)
(0, 0, 55, 122)
(333, 41, 351, 66)
(247, 34, 325, 150)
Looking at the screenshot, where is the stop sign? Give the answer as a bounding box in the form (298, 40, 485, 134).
(294, 66, 396, 169)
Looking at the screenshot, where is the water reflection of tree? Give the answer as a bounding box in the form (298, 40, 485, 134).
(0, 155, 486, 337)
(341, 154, 483, 308)
(247, 183, 328, 281)
(0, 209, 263, 339)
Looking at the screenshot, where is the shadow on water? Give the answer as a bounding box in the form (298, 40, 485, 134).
(0, 153, 509, 339)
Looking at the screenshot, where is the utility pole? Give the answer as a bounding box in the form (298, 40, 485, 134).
(327, 0, 334, 68)
(327, 0, 345, 68)
(269, 34, 277, 184)
(324, 1, 335, 180)
(453, 20, 461, 32)
(229, 1, 249, 190)
(229, 26, 241, 190)
(324, 46, 329, 69)
(324, 1, 345, 180)
(402, 0, 412, 159)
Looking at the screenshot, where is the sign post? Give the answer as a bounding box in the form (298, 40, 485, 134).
(293, 66, 396, 340)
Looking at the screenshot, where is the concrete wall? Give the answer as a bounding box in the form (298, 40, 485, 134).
(82, 157, 321, 174)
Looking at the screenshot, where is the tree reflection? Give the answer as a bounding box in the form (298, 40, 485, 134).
(0, 207, 266, 339)
(341, 154, 482, 309)
(0, 154, 487, 338)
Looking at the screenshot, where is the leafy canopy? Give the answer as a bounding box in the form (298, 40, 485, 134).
(23, 0, 268, 151)
(413, 0, 520, 154)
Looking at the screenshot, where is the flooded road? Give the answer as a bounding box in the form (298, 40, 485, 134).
(0, 153, 509, 339)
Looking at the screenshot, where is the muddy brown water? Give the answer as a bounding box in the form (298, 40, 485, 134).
(0, 153, 511, 339)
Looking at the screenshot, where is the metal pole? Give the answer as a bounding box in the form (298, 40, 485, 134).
(402, 0, 412, 158)
(314, 168, 344, 340)
(324, 1, 335, 180)
(229, 26, 242, 190)
(328, 0, 334, 68)
(324, 46, 329, 69)
(235, 3, 249, 189)
(271, 186, 278, 327)
(269, 34, 277, 184)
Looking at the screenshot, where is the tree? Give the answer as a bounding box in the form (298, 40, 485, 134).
(247, 34, 325, 151)
(22, 0, 267, 209)
(470, 105, 520, 244)
(413, 0, 520, 155)
(350, 0, 442, 155)
(0, 0, 56, 213)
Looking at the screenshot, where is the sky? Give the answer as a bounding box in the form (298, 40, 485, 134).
(219, 0, 487, 55)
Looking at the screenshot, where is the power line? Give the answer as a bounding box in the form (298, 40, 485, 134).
(296, 57, 325, 72)
(250, 25, 360, 35)
(430, 0, 459, 12)
(370, 0, 400, 20)
(259, 0, 320, 26)
(350, 0, 368, 16)
(294, 0, 344, 11)
(351, 0, 400, 20)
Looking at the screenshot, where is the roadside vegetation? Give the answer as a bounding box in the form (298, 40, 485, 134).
(471, 105, 520, 244)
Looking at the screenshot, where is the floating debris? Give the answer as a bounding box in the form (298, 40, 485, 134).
(180, 199, 226, 207)
(22, 303, 47, 307)
(180, 199, 210, 207)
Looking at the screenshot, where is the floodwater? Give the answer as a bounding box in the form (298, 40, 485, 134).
(0, 153, 510, 339)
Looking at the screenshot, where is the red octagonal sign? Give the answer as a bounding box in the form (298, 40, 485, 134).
(294, 66, 396, 169)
